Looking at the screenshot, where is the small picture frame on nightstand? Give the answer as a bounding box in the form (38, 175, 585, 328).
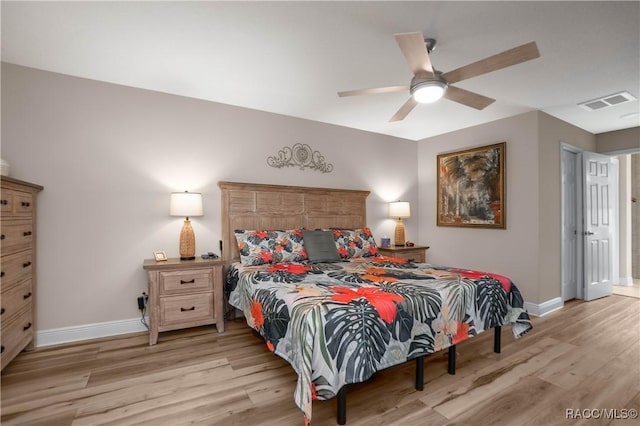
(153, 251, 168, 262)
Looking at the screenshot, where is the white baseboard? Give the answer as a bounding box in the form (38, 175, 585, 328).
(36, 317, 148, 348)
(616, 277, 634, 286)
(34, 297, 570, 347)
(524, 297, 564, 317)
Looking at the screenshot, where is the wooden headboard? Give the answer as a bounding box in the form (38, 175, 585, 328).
(218, 181, 370, 262)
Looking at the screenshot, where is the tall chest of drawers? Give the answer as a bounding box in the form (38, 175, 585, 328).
(1, 176, 43, 371)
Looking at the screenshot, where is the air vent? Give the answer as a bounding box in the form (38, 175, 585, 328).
(579, 91, 637, 111)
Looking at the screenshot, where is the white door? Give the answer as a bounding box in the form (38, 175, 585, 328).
(583, 152, 615, 301)
(561, 149, 579, 300)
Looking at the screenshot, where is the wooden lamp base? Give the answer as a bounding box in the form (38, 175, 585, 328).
(394, 218, 406, 246)
(179, 218, 196, 260)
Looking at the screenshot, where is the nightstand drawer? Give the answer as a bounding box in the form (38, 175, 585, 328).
(159, 269, 213, 295)
(390, 251, 422, 262)
(378, 245, 428, 263)
(160, 293, 214, 326)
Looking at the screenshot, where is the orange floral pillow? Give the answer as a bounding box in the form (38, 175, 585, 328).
(330, 228, 379, 259)
(234, 229, 307, 266)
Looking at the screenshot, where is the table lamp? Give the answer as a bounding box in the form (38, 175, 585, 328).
(170, 191, 203, 260)
(389, 201, 410, 246)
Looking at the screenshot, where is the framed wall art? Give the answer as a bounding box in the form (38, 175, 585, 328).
(437, 142, 506, 229)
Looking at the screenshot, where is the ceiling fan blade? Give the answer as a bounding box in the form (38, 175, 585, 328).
(338, 85, 409, 97)
(394, 32, 434, 77)
(444, 86, 495, 110)
(389, 97, 418, 122)
(442, 41, 540, 84)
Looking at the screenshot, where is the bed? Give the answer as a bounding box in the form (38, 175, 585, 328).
(219, 181, 531, 425)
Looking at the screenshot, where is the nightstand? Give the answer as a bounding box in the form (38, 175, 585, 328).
(143, 258, 225, 345)
(378, 245, 429, 263)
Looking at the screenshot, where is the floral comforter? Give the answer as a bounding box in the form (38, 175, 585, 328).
(226, 256, 531, 423)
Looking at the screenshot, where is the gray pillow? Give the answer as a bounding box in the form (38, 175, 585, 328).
(303, 230, 341, 263)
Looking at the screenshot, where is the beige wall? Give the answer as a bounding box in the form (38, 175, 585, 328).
(596, 127, 640, 154)
(1, 63, 419, 330)
(417, 112, 540, 302)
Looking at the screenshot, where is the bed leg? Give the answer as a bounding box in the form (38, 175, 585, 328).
(337, 386, 347, 425)
(494, 326, 502, 353)
(415, 356, 424, 391)
(448, 345, 456, 375)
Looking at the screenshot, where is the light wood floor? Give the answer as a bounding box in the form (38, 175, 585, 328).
(2, 295, 639, 425)
(613, 279, 640, 299)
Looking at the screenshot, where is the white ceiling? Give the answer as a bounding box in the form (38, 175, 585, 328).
(2, 1, 639, 141)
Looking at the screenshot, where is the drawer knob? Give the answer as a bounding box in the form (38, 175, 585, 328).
(1, 345, 4, 354)
(0, 234, 4, 240)
(23, 322, 32, 331)
(1, 307, 5, 315)
(21, 201, 30, 207)
(23, 231, 32, 237)
(23, 261, 32, 268)
(0, 199, 8, 205)
(180, 306, 196, 312)
(23, 292, 32, 300)
(180, 279, 195, 285)
(1, 271, 4, 278)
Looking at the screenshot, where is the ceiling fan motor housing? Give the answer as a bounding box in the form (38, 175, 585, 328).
(410, 73, 448, 103)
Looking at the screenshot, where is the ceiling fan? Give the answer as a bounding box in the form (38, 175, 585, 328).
(338, 32, 540, 122)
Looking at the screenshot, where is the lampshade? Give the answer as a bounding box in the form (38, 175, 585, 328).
(389, 201, 411, 218)
(411, 79, 447, 104)
(170, 191, 203, 217)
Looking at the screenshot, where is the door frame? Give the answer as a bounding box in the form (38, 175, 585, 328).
(561, 143, 584, 300)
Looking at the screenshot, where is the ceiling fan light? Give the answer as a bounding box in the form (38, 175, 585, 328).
(411, 80, 447, 103)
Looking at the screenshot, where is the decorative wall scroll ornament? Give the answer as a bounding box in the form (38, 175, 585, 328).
(267, 143, 334, 173)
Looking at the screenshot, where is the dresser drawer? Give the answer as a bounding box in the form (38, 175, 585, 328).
(0, 189, 33, 217)
(1, 220, 34, 253)
(1, 279, 33, 321)
(1, 251, 33, 289)
(159, 293, 214, 326)
(159, 269, 213, 295)
(1, 306, 34, 371)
